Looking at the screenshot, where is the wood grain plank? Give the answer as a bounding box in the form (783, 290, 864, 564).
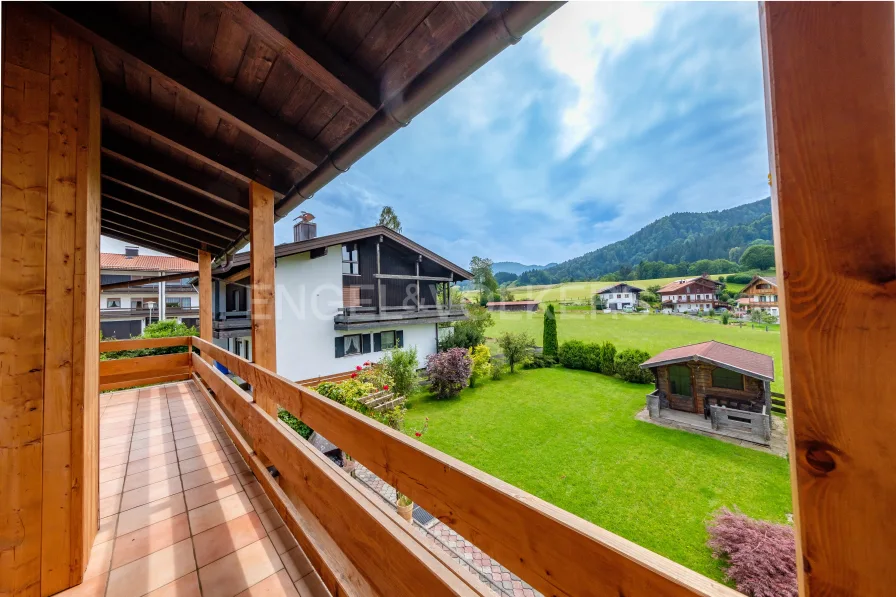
(233, 36, 278, 100)
(198, 250, 212, 363)
(98, 353, 191, 379)
(0, 9, 51, 591)
(149, 1, 186, 51)
(249, 182, 277, 417)
(208, 13, 250, 86)
(181, 3, 222, 67)
(99, 337, 191, 353)
(352, 2, 438, 75)
(99, 373, 191, 393)
(325, 1, 390, 59)
(192, 338, 741, 597)
(761, 3, 896, 596)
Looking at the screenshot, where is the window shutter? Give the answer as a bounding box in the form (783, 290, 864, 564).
(373, 332, 382, 352)
(362, 334, 372, 354)
(395, 330, 404, 348)
(335, 337, 344, 358)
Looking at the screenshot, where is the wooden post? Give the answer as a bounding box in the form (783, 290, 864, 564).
(198, 250, 212, 363)
(761, 3, 896, 595)
(249, 181, 277, 416)
(376, 238, 382, 314)
(415, 259, 421, 311)
(1, 6, 102, 593)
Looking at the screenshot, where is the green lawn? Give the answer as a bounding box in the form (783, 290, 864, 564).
(405, 368, 792, 582)
(487, 311, 785, 392)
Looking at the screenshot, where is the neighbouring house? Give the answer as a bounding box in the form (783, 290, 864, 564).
(486, 300, 539, 311)
(212, 222, 471, 379)
(639, 341, 775, 444)
(739, 275, 780, 318)
(99, 248, 199, 339)
(657, 275, 726, 313)
(595, 283, 643, 310)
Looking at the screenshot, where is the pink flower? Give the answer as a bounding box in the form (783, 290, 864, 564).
(415, 432, 422, 437)
(351, 373, 358, 378)
(364, 361, 371, 366)
(383, 384, 389, 390)
(356, 365, 362, 371)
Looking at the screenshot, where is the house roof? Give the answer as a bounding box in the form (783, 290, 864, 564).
(597, 283, 644, 294)
(658, 276, 722, 294)
(742, 275, 779, 292)
(215, 226, 472, 280)
(486, 301, 539, 306)
(639, 341, 775, 381)
(101, 253, 197, 273)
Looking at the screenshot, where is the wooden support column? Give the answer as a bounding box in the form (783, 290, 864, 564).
(1, 5, 102, 594)
(761, 3, 896, 596)
(249, 182, 277, 416)
(198, 250, 213, 363)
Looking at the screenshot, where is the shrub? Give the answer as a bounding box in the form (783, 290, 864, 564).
(598, 341, 617, 376)
(558, 340, 587, 369)
(614, 349, 654, 383)
(490, 356, 505, 380)
(497, 332, 533, 373)
(721, 311, 730, 325)
(101, 319, 198, 360)
(278, 409, 314, 440)
(707, 508, 797, 597)
(523, 353, 557, 369)
(726, 273, 754, 284)
(581, 342, 601, 372)
(468, 344, 492, 387)
(439, 306, 494, 350)
(543, 304, 558, 357)
(426, 348, 472, 398)
(381, 346, 418, 397)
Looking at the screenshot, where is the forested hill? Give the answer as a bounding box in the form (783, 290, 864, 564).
(533, 198, 772, 282)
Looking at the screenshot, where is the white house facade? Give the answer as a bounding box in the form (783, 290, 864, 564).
(99, 249, 199, 339)
(740, 275, 780, 318)
(212, 225, 470, 382)
(596, 283, 643, 310)
(658, 276, 725, 313)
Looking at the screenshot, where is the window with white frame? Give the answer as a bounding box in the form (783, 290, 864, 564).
(107, 298, 121, 308)
(342, 243, 360, 275)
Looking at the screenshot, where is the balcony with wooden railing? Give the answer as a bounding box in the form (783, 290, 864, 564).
(95, 336, 742, 597)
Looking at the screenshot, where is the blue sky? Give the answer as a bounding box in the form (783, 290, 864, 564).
(103, 2, 771, 268)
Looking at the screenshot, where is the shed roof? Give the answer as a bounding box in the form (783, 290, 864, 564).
(639, 341, 775, 381)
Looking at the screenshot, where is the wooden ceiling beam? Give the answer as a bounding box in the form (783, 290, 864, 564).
(101, 176, 246, 234)
(102, 129, 248, 210)
(101, 156, 248, 218)
(219, 2, 379, 118)
(101, 193, 240, 243)
(101, 206, 229, 252)
(101, 219, 207, 254)
(102, 87, 292, 195)
(100, 227, 202, 262)
(43, 2, 327, 171)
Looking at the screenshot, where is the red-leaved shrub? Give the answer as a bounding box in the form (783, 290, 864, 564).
(426, 348, 472, 398)
(707, 508, 797, 597)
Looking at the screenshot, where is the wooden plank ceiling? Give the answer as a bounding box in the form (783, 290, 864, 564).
(45, 1, 494, 261)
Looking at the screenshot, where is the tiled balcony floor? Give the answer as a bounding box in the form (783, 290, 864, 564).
(60, 381, 329, 597)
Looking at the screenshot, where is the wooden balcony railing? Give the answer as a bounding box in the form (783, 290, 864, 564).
(99, 336, 742, 597)
(99, 336, 192, 391)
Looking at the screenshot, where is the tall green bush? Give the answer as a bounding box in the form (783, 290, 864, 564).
(381, 346, 419, 397)
(468, 344, 492, 387)
(614, 349, 654, 383)
(101, 319, 197, 360)
(543, 304, 558, 357)
(497, 332, 533, 373)
(558, 340, 587, 370)
(599, 341, 617, 375)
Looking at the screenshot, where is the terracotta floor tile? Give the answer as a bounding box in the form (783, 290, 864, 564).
(188, 491, 255, 535)
(184, 476, 244, 510)
(100, 451, 130, 469)
(177, 440, 223, 461)
(237, 472, 257, 487)
(54, 572, 108, 596)
(117, 493, 187, 536)
(267, 526, 298, 556)
(193, 512, 267, 567)
(227, 451, 247, 465)
(179, 450, 229, 474)
(181, 461, 235, 490)
(127, 451, 179, 474)
(99, 476, 125, 499)
(238, 570, 300, 597)
(83, 539, 114, 579)
(257, 507, 285, 533)
(129, 433, 176, 451)
(119, 476, 184, 511)
(134, 414, 171, 426)
(100, 442, 132, 457)
(281, 547, 313, 582)
(123, 462, 181, 492)
(231, 460, 251, 475)
(197, 538, 283, 597)
(99, 494, 122, 518)
(100, 463, 129, 483)
(170, 413, 207, 425)
(111, 512, 191, 569)
(172, 419, 213, 432)
(132, 426, 174, 441)
(221, 442, 240, 455)
(106, 538, 196, 597)
(128, 441, 177, 462)
(133, 420, 173, 433)
(100, 433, 132, 448)
(175, 432, 217, 449)
(95, 514, 118, 545)
(243, 481, 264, 500)
(250, 494, 274, 514)
(174, 425, 215, 440)
(143, 570, 202, 597)
(294, 572, 330, 597)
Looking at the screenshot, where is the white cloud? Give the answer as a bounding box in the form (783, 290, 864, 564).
(536, 2, 666, 157)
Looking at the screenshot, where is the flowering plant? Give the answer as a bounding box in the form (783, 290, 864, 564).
(413, 417, 429, 438)
(426, 348, 472, 398)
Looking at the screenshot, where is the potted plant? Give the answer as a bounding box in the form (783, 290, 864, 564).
(396, 491, 413, 522)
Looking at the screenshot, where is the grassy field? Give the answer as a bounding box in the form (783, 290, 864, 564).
(486, 311, 785, 391)
(405, 368, 792, 582)
(466, 270, 775, 303)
